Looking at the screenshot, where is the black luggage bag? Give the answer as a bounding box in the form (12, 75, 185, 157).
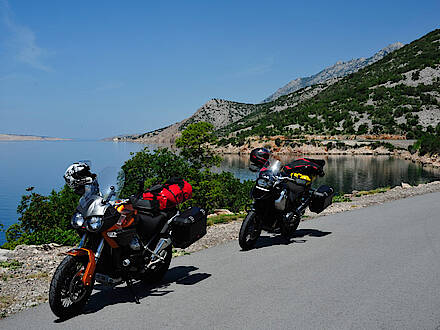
(172, 207, 207, 249)
(309, 185, 334, 214)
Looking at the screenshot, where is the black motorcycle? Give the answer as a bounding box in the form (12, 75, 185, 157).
(239, 157, 334, 250)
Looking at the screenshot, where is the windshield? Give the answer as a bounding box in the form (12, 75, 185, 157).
(98, 166, 124, 201)
(258, 157, 281, 177)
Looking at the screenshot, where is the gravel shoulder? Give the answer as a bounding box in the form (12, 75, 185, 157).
(1, 180, 439, 318)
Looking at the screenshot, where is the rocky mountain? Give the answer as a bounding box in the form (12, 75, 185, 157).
(112, 30, 439, 145)
(112, 43, 403, 144)
(262, 42, 404, 103)
(217, 29, 440, 145)
(112, 99, 258, 144)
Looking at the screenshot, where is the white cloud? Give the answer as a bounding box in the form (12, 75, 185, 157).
(1, 0, 52, 71)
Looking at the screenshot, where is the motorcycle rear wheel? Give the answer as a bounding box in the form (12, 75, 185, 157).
(49, 255, 94, 319)
(142, 244, 172, 284)
(239, 211, 261, 250)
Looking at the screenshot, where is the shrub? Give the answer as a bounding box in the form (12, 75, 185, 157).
(2, 185, 80, 249)
(412, 133, 440, 156)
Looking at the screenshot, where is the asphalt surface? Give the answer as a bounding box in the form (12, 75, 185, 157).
(2, 192, 440, 329)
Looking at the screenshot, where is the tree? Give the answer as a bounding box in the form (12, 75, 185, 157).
(119, 147, 193, 198)
(175, 122, 222, 169)
(2, 185, 80, 249)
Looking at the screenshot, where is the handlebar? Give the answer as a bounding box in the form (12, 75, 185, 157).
(113, 199, 129, 206)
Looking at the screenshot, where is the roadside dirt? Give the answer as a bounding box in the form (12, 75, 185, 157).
(1, 180, 439, 318)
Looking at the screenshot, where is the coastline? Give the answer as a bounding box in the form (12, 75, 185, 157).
(214, 144, 440, 168)
(108, 135, 440, 168)
(0, 134, 71, 142)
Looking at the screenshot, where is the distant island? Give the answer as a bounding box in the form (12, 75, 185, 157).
(0, 134, 70, 141)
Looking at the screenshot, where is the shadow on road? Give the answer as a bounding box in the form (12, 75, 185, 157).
(252, 228, 332, 249)
(294, 229, 332, 238)
(54, 265, 211, 322)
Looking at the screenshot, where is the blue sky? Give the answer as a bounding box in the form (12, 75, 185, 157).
(1, 0, 439, 139)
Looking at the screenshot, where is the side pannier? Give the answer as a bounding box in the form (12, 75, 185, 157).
(142, 178, 192, 211)
(309, 185, 334, 214)
(172, 207, 207, 249)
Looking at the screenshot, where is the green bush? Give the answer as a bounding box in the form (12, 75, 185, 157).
(2, 185, 80, 249)
(120, 123, 254, 213)
(411, 133, 440, 156)
(120, 147, 253, 214)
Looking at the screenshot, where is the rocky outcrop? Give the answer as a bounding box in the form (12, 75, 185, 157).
(115, 99, 257, 144)
(262, 42, 404, 102)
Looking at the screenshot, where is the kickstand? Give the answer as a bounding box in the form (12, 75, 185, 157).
(126, 279, 140, 304)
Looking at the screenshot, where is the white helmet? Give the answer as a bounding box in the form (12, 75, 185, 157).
(63, 162, 96, 189)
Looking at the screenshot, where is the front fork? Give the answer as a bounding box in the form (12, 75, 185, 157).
(145, 237, 172, 268)
(65, 233, 105, 287)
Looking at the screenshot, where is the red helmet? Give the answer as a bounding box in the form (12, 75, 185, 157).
(249, 148, 271, 172)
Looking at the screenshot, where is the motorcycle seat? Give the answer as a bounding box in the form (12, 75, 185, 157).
(137, 213, 167, 241)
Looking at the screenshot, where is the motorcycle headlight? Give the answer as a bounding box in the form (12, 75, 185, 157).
(87, 216, 103, 232)
(257, 178, 270, 189)
(71, 212, 84, 229)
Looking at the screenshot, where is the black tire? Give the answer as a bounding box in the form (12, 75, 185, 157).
(49, 255, 94, 319)
(142, 244, 172, 284)
(281, 214, 301, 240)
(239, 211, 261, 250)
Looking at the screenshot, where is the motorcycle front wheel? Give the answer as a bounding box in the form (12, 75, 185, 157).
(142, 244, 172, 284)
(49, 255, 94, 319)
(239, 210, 262, 250)
(281, 214, 301, 240)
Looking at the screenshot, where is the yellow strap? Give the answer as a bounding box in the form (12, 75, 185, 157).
(291, 172, 312, 182)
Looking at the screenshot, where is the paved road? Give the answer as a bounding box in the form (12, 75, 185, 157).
(2, 192, 440, 329)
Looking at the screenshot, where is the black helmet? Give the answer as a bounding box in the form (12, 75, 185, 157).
(249, 148, 271, 172)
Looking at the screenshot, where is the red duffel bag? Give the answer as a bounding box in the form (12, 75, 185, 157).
(142, 177, 192, 210)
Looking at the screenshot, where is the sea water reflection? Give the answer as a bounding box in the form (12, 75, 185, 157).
(218, 154, 440, 193)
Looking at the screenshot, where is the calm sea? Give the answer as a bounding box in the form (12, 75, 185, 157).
(1, 141, 439, 245)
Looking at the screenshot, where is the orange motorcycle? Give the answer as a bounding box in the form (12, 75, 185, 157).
(49, 162, 206, 319)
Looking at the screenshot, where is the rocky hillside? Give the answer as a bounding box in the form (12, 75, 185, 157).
(262, 42, 404, 103)
(112, 30, 439, 145)
(217, 29, 440, 146)
(113, 99, 258, 144)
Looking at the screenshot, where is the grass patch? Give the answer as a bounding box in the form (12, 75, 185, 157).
(0, 260, 22, 270)
(207, 213, 244, 226)
(172, 249, 191, 257)
(25, 272, 49, 279)
(0, 274, 15, 282)
(355, 186, 391, 197)
(0, 295, 15, 318)
(333, 193, 352, 203)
